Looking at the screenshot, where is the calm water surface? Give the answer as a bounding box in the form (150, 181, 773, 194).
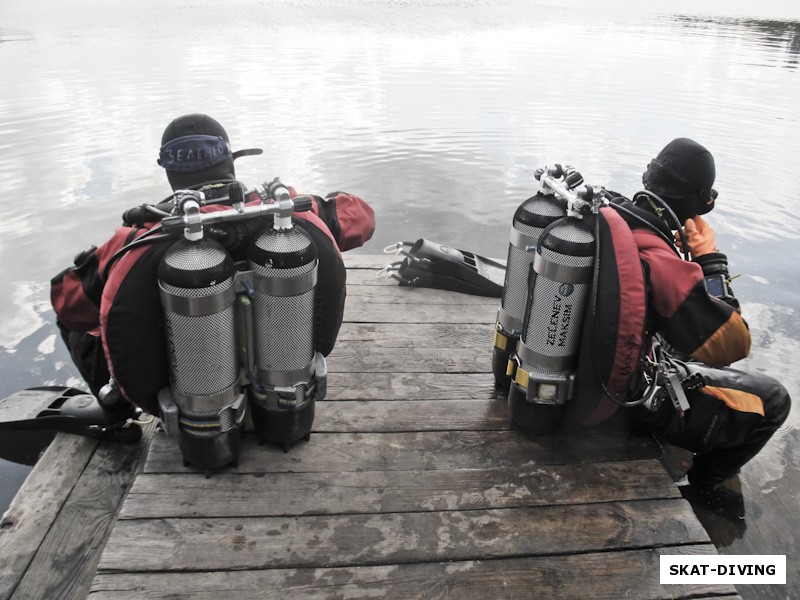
(1, 1, 799, 597)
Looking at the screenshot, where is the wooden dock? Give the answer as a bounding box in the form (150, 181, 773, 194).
(2, 255, 741, 599)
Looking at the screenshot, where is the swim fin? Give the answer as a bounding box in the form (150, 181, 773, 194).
(0, 386, 144, 443)
(379, 239, 506, 297)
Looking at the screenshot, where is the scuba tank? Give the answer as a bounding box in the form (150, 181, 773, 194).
(157, 194, 245, 475)
(507, 167, 600, 437)
(154, 182, 318, 472)
(493, 170, 575, 390)
(247, 180, 324, 451)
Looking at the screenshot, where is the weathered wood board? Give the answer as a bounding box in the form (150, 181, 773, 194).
(5, 253, 731, 600)
(0, 421, 155, 600)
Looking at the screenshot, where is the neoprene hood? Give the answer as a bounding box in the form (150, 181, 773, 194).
(642, 137, 717, 224)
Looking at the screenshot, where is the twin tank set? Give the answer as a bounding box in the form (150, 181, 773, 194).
(157, 166, 603, 472)
(493, 165, 602, 435)
(156, 180, 325, 475)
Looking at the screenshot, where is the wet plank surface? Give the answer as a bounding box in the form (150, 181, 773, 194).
(87, 254, 741, 599)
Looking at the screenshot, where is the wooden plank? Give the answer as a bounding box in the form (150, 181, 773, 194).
(314, 399, 510, 431)
(346, 284, 499, 304)
(97, 499, 709, 572)
(343, 268, 399, 286)
(143, 429, 660, 474)
(328, 341, 491, 373)
(325, 372, 496, 400)
(0, 433, 97, 600)
(87, 258, 735, 600)
(344, 254, 403, 269)
(335, 321, 492, 345)
(89, 546, 740, 600)
(119, 459, 680, 519)
(9, 422, 156, 600)
(329, 325, 495, 372)
(343, 301, 496, 324)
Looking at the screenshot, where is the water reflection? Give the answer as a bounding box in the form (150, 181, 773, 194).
(674, 16, 800, 66)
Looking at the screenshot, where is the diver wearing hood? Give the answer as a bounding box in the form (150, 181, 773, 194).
(611, 138, 790, 519)
(641, 137, 717, 223)
(48, 113, 375, 434)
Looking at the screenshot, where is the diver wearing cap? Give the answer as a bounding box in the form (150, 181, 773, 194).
(611, 138, 790, 519)
(50, 113, 375, 429)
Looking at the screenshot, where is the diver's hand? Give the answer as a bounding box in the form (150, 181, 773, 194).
(676, 216, 717, 258)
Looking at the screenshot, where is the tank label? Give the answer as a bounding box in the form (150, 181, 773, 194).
(546, 289, 575, 348)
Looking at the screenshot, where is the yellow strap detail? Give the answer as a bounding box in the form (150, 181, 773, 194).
(179, 419, 221, 429)
(494, 329, 509, 351)
(514, 366, 530, 389)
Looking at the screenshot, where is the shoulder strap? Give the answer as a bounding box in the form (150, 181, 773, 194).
(293, 218, 347, 356)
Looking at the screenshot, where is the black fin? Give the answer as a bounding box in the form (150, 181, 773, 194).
(385, 239, 506, 297)
(0, 386, 142, 443)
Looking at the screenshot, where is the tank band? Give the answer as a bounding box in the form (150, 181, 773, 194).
(159, 280, 236, 316)
(172, 382, 240, 414)
(509, 227, 539, 251)
(533, 253, 593, 284)
(254, 265, 318, 297)
(256, 362, 315, 388)
(178, 393, 246, 435)
(496, 306, 523, 333)
(517, 341, 574, 372)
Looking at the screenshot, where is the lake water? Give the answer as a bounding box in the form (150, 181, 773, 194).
(1, 1, 799, 597)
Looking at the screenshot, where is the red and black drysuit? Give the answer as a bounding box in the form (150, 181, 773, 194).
(51, 188, 375, 416)
(582, 200, 790, 486)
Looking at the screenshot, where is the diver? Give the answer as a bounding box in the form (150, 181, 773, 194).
(46, 113, 375, 439)
(606, 138, 790, 519)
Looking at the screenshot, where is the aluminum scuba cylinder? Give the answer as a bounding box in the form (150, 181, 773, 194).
(507, 169, 598, 437)
(157, 194, 245, 474)
(247, 180, 322, 450)
(493, 188, 568, 390)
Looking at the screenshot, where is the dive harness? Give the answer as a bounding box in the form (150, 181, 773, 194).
(639, 338, 706, 414)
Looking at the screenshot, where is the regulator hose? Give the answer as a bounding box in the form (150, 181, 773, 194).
(605, 198, 683, 259)
(631, 190, 691, 261)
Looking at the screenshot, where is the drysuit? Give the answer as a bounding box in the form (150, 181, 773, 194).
(51, 187, 375, 416)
